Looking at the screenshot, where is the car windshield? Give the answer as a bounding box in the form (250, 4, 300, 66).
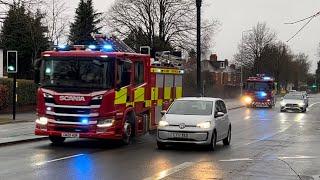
(41, 57, 115, 89)
(284, 94, 303, 100)
(167, 100, 213, 115)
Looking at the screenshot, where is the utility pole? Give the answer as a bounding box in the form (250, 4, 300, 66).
(196, 0, 202, 96)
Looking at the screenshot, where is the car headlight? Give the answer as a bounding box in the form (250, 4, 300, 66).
(158, 120, 169, 127)
(97, 119, 114, 128)
(36, 117, 48, 125)
(280, 101, 286, 106)
(298, 102, 305, 107)
(197, 121, 211, 129)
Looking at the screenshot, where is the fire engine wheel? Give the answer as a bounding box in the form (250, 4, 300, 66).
(49, 136, 65, 145)
(122, 122, 132, 145)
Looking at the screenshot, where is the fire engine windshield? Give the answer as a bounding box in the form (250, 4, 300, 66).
(41, 57, 115, 89)
(246, 82, 273, 91)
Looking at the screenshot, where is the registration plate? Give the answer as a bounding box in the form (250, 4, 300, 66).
(61, 132, 79, 138)
(171, 132, 189, 139)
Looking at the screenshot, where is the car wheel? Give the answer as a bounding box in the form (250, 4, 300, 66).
(49, 136, 65, 145)
(223, 127, 231, 146)
(302, 108, 307, 113)
(157, 141, 167, 150)
(209, 131, 217, 151)
(280, 109, 285, 112)
(121, 122, 132, 145)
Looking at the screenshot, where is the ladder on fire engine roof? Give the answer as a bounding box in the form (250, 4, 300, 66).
(153, 51, 183, 68)
(94, 34, 135, 53)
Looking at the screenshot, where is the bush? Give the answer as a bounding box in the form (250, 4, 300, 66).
(0, 78, 37, 108)
(0, 85, 9, 110)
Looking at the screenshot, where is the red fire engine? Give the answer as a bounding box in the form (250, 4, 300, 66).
(34, 35, 184, 145)
(242, 74, 276, 108)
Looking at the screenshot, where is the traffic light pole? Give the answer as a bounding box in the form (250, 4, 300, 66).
(196, 0, 202, 97)
(12, 73, 16, 120)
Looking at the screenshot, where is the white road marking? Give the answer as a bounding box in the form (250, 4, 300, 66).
(245, 126, 290, 146)
(278, 155, 316, 160)
(143, 162, 195, 180)
(219, 158, 253, 162)
(35, 154, 85, 166)
(309, 102, 320, 108)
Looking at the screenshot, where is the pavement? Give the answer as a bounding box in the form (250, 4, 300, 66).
(0, 99, 244, 146)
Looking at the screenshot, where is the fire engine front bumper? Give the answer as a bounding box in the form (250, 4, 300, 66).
(35, 125, 123, 140)
(252, 100, 272, 107)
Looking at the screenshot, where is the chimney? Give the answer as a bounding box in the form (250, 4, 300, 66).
(224, 59, 229, 67)
(210, 54, 218, 61)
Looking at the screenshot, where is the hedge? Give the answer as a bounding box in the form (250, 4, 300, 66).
(0, 85, 8, 110)
(0, 78, 38, 108)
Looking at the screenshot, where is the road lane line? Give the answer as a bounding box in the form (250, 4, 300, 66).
(143, 162, 195, 180)
(278, 155, 316, 160)
(244, 126, 290, 146)
(35, 153, 85, 166)
(219, 158, 253, 162)
(309, 102, 320, 108)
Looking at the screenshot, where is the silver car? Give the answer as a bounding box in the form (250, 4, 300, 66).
(280, 94, 307, 112)
(157, 97, 231, 150)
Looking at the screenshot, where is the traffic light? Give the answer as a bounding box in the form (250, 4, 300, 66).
(7, 51, 17, 73)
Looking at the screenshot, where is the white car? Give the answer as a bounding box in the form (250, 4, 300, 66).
(157, 97, 231, 150)
(280, 94, 307, 112)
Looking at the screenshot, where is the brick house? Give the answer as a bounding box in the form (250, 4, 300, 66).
(202, 54, 240, 87)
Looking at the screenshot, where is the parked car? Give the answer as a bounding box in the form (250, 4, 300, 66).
(157, 97, 231, 150)
(280, 94, 307, 112)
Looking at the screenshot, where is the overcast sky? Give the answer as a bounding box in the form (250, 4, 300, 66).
(67, 0, 320, 72)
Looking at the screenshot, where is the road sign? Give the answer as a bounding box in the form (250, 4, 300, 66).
(7, 51, 17, 73)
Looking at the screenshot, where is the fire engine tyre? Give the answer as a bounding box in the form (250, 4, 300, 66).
(49, 136, 65, 145)
(208, 130, 217, 151)
(157, 141, 167, 150)
(121, 122, 132, 145)
(223, 126, 231, 146)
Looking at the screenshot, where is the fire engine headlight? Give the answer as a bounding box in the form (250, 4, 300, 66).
(36, 117, 48, 125)
(158, 120, 169, 127)
(243, 96, 253, 104)
(197, 121, 211, 129)
(43, 93, 53, 98)
(92, 95, 103, 100)
(97, 119, 114, 128)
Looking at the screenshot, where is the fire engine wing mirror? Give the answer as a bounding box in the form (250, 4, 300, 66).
(161, 110, 167, 115)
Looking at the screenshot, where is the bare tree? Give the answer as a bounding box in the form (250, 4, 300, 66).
(43, 0, 69, 45)
(106, 0, 219, 55)
(234, 22, 276, 74)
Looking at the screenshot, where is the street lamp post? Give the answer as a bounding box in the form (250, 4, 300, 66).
(196, 0, 202, 96)
(240, 29, 253, 96)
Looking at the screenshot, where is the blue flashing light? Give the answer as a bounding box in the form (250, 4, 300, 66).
(81, 118, 89, 124)
(102, 44, 113, 51)
(57, 44, 67, 49)
(259, 91, 267, 97)
(263, 77, 271, 80)
(88, 45, 97, 50)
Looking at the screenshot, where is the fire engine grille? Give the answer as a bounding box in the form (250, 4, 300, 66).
(55, 116, 83, 123)
(55, 127, 89, 133)
(54, 107, 91, 114)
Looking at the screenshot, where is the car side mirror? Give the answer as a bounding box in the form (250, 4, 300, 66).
(215, 112, 224, 118)
(161, 110, 167, 115)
